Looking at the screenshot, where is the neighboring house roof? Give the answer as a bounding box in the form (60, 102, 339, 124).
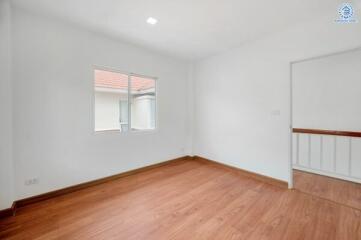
(95, 69, 155, 91)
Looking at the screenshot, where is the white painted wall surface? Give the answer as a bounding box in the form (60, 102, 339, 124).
(293, 49, 361, 131)
(193, 13, 361, 183)
(12, 7, 189, 201)
(0, 0, 14, 210)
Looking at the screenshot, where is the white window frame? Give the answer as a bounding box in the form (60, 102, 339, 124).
(93, 66, 158, 135)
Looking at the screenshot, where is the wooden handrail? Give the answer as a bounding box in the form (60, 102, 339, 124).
(293, 128, 361, 138)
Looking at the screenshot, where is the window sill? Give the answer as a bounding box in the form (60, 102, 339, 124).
(94, 128, 158, 135)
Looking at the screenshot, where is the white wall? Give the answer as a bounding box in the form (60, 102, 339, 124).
(11, 7, 190, 202)
(193, 13, 361, 183)
(0, 0, 14, 210)
(293, 48, 361, 131)
(184, 65, 195, 156)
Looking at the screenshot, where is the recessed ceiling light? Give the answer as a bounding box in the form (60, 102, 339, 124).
(147, 17, 158, 25)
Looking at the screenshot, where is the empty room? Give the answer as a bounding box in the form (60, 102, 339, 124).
(0, 0, 360, 239)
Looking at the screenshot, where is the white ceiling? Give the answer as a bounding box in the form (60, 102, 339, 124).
(12, 0, 349, 60)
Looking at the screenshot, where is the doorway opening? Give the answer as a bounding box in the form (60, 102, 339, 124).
(290, 48, 361, 209)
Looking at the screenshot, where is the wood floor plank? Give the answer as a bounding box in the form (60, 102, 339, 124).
(1, 160, 360, 239)
(294, 169, 361, 210)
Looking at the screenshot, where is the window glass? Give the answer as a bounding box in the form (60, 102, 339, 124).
(130, 76, 156, 131)
(94, 69, 129, 132)
(94, 69, 156, 132)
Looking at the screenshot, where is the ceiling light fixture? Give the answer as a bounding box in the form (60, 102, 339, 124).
(147, 17, 158, 25)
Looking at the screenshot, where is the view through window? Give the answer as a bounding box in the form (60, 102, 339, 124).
(94, 69, 156, 132)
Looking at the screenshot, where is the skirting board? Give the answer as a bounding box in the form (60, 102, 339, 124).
(192, 156, 288, 189)
(0, 155, 288, 220)
(0, 203, 16, 219)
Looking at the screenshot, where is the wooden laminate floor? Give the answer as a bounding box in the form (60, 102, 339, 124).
(1, 159, 360, 240)
(294, 169, 361, 210)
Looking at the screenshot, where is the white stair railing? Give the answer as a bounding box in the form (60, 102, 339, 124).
(292, 128, 361, 183)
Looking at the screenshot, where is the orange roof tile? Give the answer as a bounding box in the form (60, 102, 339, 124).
(95, 69, 155, 91)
